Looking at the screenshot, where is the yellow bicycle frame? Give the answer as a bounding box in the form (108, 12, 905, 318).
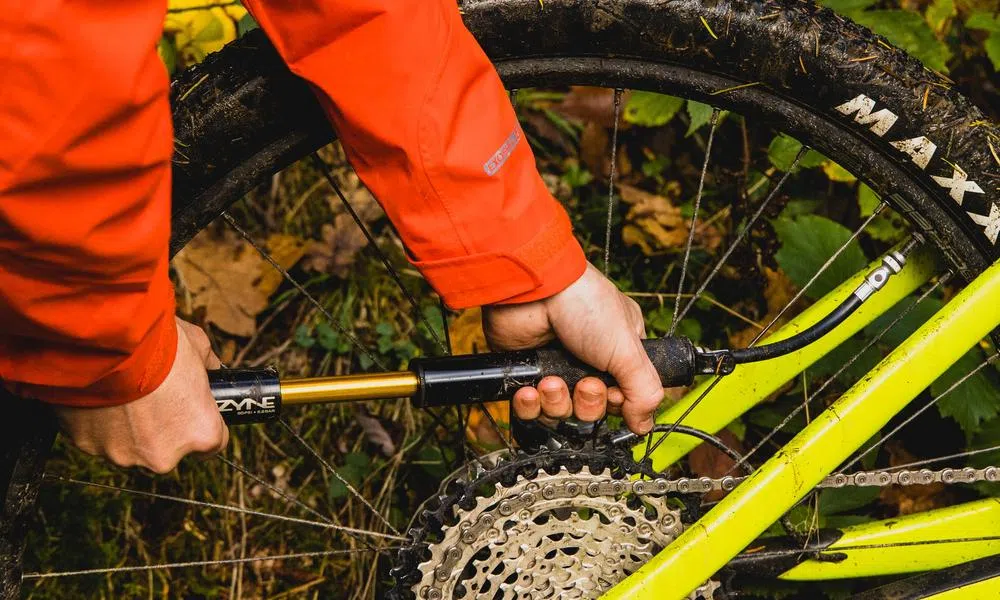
(609, 252, 1000, 599)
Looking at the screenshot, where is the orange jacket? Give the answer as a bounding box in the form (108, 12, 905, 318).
(0, 0, 585, 407)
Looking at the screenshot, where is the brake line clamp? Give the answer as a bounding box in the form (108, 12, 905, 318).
(853, 251, 906, 302)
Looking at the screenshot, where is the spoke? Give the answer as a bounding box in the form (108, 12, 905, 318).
(675, 146, 808, 325)
(279, 419, 400, 536)
(640, 376, 725, 465)
(22, 547, 398, 580)
(223, 212, 387, 371)
(627, 291, 762, 329)
(746, 202, 887, 348)
(603, 88, 623, 275)
(840, 351, 1000, 474)
(669, 109, 720, 337)
(411, 407, 460, 474)
(645, 213, 892, 460)
(887, 444, 1000, 471)
(43, 475, 404, 541)
(439, 298, 453, 355)
(217, 456, 334, 525)
(310, 153, 447, 353)
(425, 405, 487, 472)
(730, 271, 951, 473)
(478, 401, 515, 454)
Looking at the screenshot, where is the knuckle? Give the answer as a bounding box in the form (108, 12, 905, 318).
(106, 449, 137, 469)
(147, 459, 177, 475)
(192, 426, 226, 454)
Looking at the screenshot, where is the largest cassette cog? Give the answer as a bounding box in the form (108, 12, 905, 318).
(389, 440, 719, 599)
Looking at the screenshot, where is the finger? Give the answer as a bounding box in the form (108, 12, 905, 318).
(607, 387, 625, 416)
(611, 338, 664, 434)
(193, 418, 230, 461)
(512, 387, 541, 420)
(537, 376, 572, 420)
(178, 319, 222, 369)
(218, 419, 230, 452)
(572, 377, 607, 422)
(204, 349, 223, 370)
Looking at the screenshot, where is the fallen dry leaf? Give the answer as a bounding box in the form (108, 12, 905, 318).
(448, 308, 488, 355)
(556, 87, 629, 129)
(356, 407, 396, 456)
(618, 184, 721, 254)
(173, 229, 304, 337)
(303, 188, 384, 278)
(619, 184, 689, 252)
(579, 121, 611, 179)
(879, 442, 950, 516)
(259, 233, 306, 293)
(466, 400, 511, 451)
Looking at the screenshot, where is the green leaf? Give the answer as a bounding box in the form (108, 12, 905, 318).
(237, 13, 260, 36)
(852, 11, 951, 72)
(810, 336, 881, 383)
(344, 452, 370, 469)
(818, 0, 877, 15)
(329, 453, 370, 500)
(646, 305, 701, 341)
(985, 34, 1000, 70)
(727, 419, 747, 441)
(420, 305, 445, 343)
(157, 37, 177, 75)
(966, 11, 1000, 33)
(864, 297, 943, 350)
(562, 161, 594, 188)
(818, 486, 880, 515)
(778, 199, 823, 220)
(766, 135, 825, 171)
(624, 92, 685, 127)
(859, 184, 908, 243)
(193, 14, 225, 43)
(821, 161, 857, 183)
(933, 351, 1000, 438)
(773, 215, 869, 299)
(858, 184, 881, 217)
(925, 0, 956, 33)
(294, 324, 316, 349)
(685, 100, 715, 136)
(316, 322, 339, 351)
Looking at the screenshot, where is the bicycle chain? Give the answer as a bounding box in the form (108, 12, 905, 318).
(623, 464, 1000, 496)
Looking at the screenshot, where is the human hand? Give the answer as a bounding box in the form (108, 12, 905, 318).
(54, 318, 229, 473)
(482, 263, 664, 434)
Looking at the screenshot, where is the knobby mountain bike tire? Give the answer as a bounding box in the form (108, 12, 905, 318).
(2, 0, 998, 597)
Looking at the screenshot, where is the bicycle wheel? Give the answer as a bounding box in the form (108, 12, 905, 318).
(3, 0, 999, 598)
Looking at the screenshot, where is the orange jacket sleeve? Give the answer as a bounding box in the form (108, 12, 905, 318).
(244, 0, 587, 309)
(0, 1, 177, 407)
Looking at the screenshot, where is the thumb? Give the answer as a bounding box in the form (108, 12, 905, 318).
(608, 336, 664, 435)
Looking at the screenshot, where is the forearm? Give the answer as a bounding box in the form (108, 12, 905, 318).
(245, 0, 587, 308)
(0, 0, 177, 406)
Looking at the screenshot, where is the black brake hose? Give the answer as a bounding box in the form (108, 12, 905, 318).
(730, 295, 863, 364)
(699, 245, 916, 370)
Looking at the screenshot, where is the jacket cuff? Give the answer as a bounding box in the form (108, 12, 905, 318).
(416, 208, 587, 309)
(8, 310, 178, 408)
